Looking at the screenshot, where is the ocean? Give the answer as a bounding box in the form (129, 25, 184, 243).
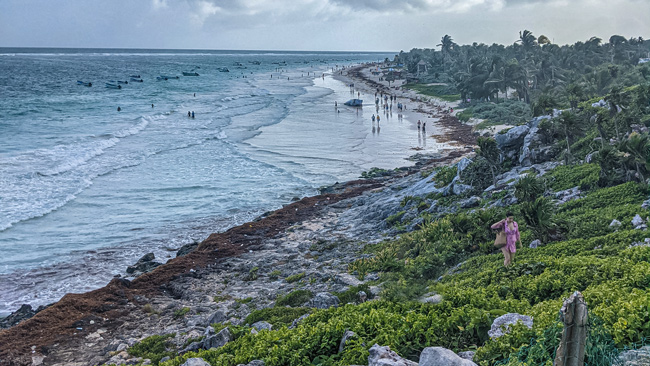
(0, 48, 445, 316)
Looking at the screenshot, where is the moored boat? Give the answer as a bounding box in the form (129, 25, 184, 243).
(160, 75, 179, 79)
(76, 80, 92, 87)
(217, 67, 230, 72)
(130, 77, 143, 82)
(129, 75, 141, 78)
(105, 82, 121, 89)
(182, 72, 200, 76)
(344, 99, 363, 107)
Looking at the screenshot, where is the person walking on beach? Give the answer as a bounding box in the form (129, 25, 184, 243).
(372, 114, 375, 122)
(422, 122, 426, 131)
(417, 120, 421, 130)
(491, 212, 521, 267)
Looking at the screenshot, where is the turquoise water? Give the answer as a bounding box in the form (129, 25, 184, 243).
(0, 48, 443, 315)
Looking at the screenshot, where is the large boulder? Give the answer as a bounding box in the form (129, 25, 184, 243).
(309, 292, 340, 309)
(495, 125, 530, 152)
(176, 242, 199, 257)
(202, 327, 232, 349)
(181, 358, 211, 366)
(419, 347, 478, 366)
(0, 304, 44, 329)
(488, 313, 533, 339)
(368, 344, 417, 366)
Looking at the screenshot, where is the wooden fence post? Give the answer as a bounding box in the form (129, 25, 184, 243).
(554, 291, 588, 366)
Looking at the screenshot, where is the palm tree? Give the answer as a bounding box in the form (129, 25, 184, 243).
(620, 132, 650, 182)
(437, 35, 456, 70)
(518, 30, 538, 50)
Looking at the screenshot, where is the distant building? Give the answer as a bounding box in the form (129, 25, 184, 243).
(417, 60, 428, 75)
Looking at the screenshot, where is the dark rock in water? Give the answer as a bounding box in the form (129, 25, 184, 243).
(0, 304, 47, 328)
(176, 242, 199, 257)
(126, 253, 162, 274)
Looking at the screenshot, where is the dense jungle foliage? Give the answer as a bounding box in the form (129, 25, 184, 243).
(124, 33, 650, 366)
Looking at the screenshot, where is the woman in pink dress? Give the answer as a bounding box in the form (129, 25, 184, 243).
(491, 211, 522, 266)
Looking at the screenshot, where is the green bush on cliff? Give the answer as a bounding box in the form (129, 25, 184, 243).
(128, 333, 176, 364)
(245, 307, 311, 328)
(275, 289, 313, 307)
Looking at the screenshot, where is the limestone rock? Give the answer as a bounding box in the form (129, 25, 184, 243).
(420, 294, 443, 304)
(202, 327, 231, 349)
(251, 321, 272, 331)
(632, 214, 647, 230)
(207, 310, 227, 325)
(236, 361, 265, 366)
(488, 313, 533, 339)
(460, 196, 481, 208)
(419, 347, 478, 365)
(616, 345, 650, 366)
(181, 358, 211, 366)
(495, 125, 530, 150)
(368, 344, 417, 366)
(308, 292, 340, 309)
(338, 330, 357, 353)
(452, 183, 473, 196)
(610, 219, 622, 230)
(289, 313, 310, 329)
(529, 239, 541, 249)
(555, 186, 581, 204)
(458, 351, 475, 361)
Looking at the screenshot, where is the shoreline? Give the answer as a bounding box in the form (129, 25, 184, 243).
(0, 64, 477, 365)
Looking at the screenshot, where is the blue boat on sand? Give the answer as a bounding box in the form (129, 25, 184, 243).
(105, 82, 121, 89)
(76, 80, 92, 87)
(344, 99, 363, 107)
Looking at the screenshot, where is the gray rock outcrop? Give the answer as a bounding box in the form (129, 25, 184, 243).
(488, 313, 533, 339)
(203, 327, 232, 349)
(181, 358, 211, 366)
(251, 321, 272, 331)
(419, 347, 478, 366)
(615, 345, 650, 366)
(308, 292, 340, 309)
(368, 344, 417, 366)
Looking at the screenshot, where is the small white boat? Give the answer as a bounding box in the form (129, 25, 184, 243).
(105, 83, 121, 89)
(76, 80, 92, 87)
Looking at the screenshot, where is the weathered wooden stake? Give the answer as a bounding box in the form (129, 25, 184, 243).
(554, 291, 588, 366)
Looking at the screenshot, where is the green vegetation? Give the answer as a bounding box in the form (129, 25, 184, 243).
(173, 307, 190, 319)
(275, 290, 314, 307)
(245, 307, 312, 328)
(461, 100, 532, 128)
(432, 165, 458, 188)
(128, 333, 176, 364)
(333, 284, 374, 305)
(285, 272, 306, 283)
(269, 270, 282, 280)
(360, 167, 395, 179)
(402, 83, 461, 102)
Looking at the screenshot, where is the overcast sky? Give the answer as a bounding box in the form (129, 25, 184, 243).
(1, 0, 648, 52)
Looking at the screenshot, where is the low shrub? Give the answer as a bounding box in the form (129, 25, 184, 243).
(276, 290, 314, 307)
